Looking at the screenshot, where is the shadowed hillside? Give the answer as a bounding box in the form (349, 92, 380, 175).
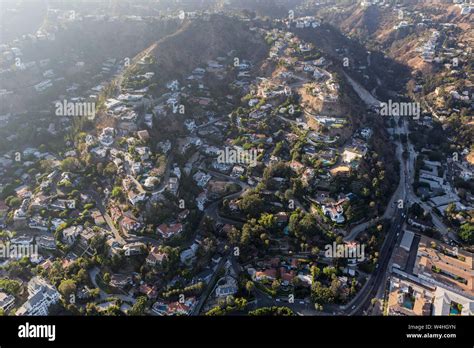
(149, 14, 268, 82)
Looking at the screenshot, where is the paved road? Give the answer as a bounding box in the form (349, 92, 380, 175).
(250, 286, 321, 316)
(349, 210, 405, 315)
(343, 72, 381, 107)
(85, 189, 126, 245)
(89, 266, 137, 304)
(343, 99, 404, 243)
(203, 170, 250, 226)
(192, 254, 228, 315)
(127, 169, 249, 251)
(400, 121, 456, 241)
(338, 73, 407, 315)
(344, 115, 455, 315)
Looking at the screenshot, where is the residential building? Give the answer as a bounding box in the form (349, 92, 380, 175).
(62, 225, 83, 245)
(157, 223, 183, 239)
(0, 291, 15, 312)
(413, 236, 473, 297)
(120, 216, 142, 234)
(215, 276, 238, 298)
(123, 242, 146, 256)
(152, 297, 196, 316)
(16, 277, 60, 316)
(146, 246, 168, 266)
(387, 276, 435, 316)
(253, 269, 277, 281)
(432, 286, 474, 316)
(109, 274, 132, 289)
(322, 199, 346, 224)
(180, 243, 199, 265)
(36, 235, 56, 250)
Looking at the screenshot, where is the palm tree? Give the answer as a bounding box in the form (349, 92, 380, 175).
(245, 281, 255, 294)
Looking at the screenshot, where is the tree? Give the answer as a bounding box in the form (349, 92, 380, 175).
(245, 281, 255, 294)
(329, 278, 342, 301)
(205, 306, 225, 316)
(248, 306, 294, 316)
(85, 302, 100, 316)
(308, 243, 320, 255)
(459, 223, 474, 244)
(258, 213, 277, 232)
(322, 266, 337, 279)
(235, 297, 247, 310)
(5, 196, 21, 208)
(0, 278, 21, 295)
(61, 157, 81, 172)
(74, 269, 88, 284)
(310, 266, 320, 281)
(111, 187, 123, 199)
(89, 288, 100, 299)
(228, 226, 241, 245)
(311, 282, 334, 304)
(129, 296, 147, 316)
(238, 192, 264, 217)
(288, 210, 320, 239)
(103, 163, 117, 176)
(58, 279, 77, 303)
(240, 219, 265, 247)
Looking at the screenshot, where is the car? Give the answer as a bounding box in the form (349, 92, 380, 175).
(351, 305, 356, 310)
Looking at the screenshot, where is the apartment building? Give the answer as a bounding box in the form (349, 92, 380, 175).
(16, 277, 60, 316)
(413, 236, 473, 297)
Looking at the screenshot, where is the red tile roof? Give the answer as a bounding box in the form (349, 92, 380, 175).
(157, 223, 183, 238)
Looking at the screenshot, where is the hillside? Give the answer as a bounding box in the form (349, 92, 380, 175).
(321, 1, 473, 72)
(149, 15, 268, 82)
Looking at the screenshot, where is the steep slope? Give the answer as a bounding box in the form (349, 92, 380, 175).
(339, 4, 381, 38)
(149, 14, 268, 82)
(322, 1, 473, 72)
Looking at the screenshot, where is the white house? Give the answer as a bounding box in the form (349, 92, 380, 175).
(62, 225, 83, 245)
(16, 277, 60, 316)
(0, 291, 15, 312)
(322, 200, 346, 224)
(180, 243, 199, 265)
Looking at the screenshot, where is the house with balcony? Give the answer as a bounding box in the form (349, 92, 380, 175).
(16, 277, 60, 316)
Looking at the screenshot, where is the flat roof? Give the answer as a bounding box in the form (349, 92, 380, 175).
(400, 230, 415, 252)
